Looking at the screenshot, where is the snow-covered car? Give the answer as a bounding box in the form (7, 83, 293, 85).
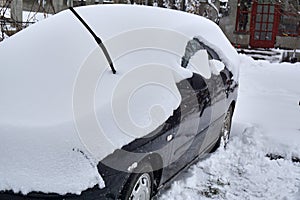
(0, 5, 239, 200)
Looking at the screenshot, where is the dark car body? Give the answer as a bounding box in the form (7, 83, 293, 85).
(0, 5, 239, 200)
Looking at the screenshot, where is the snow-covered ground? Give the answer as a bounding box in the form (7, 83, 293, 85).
(0, 8, 51, 23)
(160, 55, 300, 200)
(236, 48, 284, 63)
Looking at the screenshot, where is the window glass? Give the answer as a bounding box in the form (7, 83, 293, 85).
(277, 1, 300, 37)
(255, 23, 261, 30)
(263, 5, 269, 13)
(207, 51, 213, 60)
(262, 23, 267, 30)
(181, 38, 217, 68)
(181, 39, 204, 68)
(266, 32, 272, 40)
(256, 14, 262, 22)
(254, 31, 260, 40)
(257, 5, 262, 13)
(269, 5, 274, 13)
(260, 32, 266, 40)
(269, 15, 274, 22)
(235, 0, 252, 33)
(262, 14, 268, 22)
(267, 23, 273, 31)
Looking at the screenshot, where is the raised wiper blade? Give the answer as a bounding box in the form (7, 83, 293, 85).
(69, 7, 116, 74)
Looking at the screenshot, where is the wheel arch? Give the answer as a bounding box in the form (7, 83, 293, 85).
(136, 153, 163, 193)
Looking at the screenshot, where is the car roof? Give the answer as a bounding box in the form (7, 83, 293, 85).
(73, 5, 239, 75)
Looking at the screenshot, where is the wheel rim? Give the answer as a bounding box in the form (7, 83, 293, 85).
(129, 173, 151, 200)
(222, 108, 232, 146)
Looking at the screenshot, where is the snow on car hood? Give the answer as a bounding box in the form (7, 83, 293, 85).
(0, 5, 238, 195)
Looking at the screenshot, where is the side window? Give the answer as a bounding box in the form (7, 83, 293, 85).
(205, 47, 232, 85)
(181, 38, 206, 68)
(181, 37, 220, 68)
(207, 51, 214, 60)
(204, 44, 220, 61)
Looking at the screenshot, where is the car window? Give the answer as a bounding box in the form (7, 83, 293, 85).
(194, 37, 221, 61)
(181, 38, 205, 68)
(181, 37, 220, 68)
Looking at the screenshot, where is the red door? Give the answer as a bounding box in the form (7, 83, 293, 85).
(249, 1, 280, 48)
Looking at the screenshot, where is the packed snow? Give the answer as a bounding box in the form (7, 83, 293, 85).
(160, 55, 300, 200)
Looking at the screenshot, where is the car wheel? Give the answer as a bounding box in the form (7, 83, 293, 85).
(221, 106, 233, 148)
(121, 162, 154, 200)
(212, 106, 234, 151)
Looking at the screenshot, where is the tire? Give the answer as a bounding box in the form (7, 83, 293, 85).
(212, 106, 234, 151)
(221, 106, 234, 148)
(120, 162, 154, 200)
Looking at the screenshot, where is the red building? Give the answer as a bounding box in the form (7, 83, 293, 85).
(220, 0, 300, 49)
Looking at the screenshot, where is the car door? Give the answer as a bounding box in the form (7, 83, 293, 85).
(165, 38, 214, 174)
(164, 73, 212, 177)
(200, 44, 227, 150)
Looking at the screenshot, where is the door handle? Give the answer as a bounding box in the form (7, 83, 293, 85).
(167, 134, 174, 142)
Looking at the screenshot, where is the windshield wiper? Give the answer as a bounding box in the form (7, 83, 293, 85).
(69, 7, 116, 74)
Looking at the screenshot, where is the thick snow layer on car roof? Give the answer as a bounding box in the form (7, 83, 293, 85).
(0, 5, 239, 195)
(74, 5, 239, 77)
